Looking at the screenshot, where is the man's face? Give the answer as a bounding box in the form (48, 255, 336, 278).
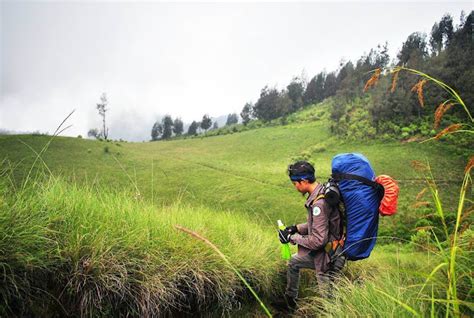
(292, 180, 309, 194)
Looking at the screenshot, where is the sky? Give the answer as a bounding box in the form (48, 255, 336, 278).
(1, 1, 472, 141)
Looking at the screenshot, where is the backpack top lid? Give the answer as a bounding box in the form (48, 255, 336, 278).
(332, 153, 375, 181)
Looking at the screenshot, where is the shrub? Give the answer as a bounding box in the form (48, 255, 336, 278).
(410, 229, 432, 251)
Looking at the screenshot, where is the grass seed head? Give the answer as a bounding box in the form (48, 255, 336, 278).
(411, 160, 429, 172)
(434, 102, 454, 129)
(434, 123, 462, 140)
(411, 79, 427, 107)
(364, 68, 382, 92)
(412, 201, 430, 209)
(415, 188, 427, 201)
(465, 156, 474, 174)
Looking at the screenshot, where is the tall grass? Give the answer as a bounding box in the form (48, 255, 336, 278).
(0, 172, 281, 316)
(297, 245, 438, 317)
(174, 225, 273, 317)
(326, 67, 474, 317)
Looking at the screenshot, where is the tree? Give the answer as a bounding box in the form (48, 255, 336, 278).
(96, 93, 109, 140)
(188, 121, 199, 135)
(253, 86, 289, 121)
(429, 14, 453, 56)
(323, 72, 338, 98)
(226, 113, 238, 126)
(303, 73, 326, 105)
(87, 128, 100, 139)
(162, 115, 173, 139)
(430, 22, 443, 56)
(240, 102, 253, 125)
(397, 32, 428, 66)
(444, 11, 474, 112)
(151, 122, 163, 141)
(286, 77, 305, 112)
(274, 93, 292, 119)
(173, 118, 184, 136)
(336, 60, 354, 90)
(439, 14, 454, 48)
(200, 114, 212, 132)
(212, 121, 219, 130)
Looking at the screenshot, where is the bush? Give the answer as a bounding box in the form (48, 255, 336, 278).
(103, 146, 109, 154)
(247, 120, 263, 129)
(410, 229, 432, 252)
(401, 126, 412, 134)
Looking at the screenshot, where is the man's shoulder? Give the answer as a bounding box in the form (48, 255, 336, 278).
(305, 184, 324, 207)
(309, 192, 331, 216)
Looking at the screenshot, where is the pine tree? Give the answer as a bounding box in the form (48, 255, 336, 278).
(188, 121, 199, 135)
(200, 115, 212, 132)
(162, 116, 173, 139)
(173, 118, 184, 136)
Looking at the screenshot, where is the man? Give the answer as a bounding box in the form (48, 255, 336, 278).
(273, 160, 345, 312)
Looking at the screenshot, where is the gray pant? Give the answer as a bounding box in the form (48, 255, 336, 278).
(286, 253, 341, 299)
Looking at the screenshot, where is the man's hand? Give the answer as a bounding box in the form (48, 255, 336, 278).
(278, 228, 292, 244)
(285, 225, 298, 234)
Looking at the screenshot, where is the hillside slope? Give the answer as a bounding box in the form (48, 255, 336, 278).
(0, 104, 467, 233)
(0, 103, 471, 316)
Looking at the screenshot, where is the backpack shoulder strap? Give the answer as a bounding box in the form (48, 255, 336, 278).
(332, 172, 384, 198)
(311, 193, 325, 206)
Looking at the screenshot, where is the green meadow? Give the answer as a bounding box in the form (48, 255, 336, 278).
(0, 103, 471, 316)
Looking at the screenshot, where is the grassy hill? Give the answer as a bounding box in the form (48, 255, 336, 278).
(0, 103, 471, 316)
(0, 105, 467, 227)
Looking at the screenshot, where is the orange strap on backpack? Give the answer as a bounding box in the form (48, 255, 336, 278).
(375, 175, 399, 216)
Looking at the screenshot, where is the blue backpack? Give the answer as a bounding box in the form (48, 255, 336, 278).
(331, 153, 384, 261)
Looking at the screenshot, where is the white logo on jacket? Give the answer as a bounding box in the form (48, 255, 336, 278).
(312, 206, 321, 216)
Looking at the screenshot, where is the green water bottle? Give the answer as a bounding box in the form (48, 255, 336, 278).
(277, 220, 292, 260)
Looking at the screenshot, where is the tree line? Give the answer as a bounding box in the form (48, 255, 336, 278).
(88, 11, 472, 141)
(150, 112, 239, 140)
(240, 11, 473, 136)
(86, 92, 240, 141)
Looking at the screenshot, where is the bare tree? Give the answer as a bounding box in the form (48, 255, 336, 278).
(96, 93, 109, 140)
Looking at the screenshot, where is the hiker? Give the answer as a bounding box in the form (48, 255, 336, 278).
(273, 160, 345, 311)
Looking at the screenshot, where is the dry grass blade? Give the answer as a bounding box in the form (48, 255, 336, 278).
(390, 68, 400, 93)
(465, 156, 474, 174)
(174, 225, 226, 259)
(411, 79, 427, 107)
(434, 102, 454, 129)
(415, 188, 427, 201)
(411, 160, 429, 172)
(434, 124, 462, 140)
(364, 68, 381, 92)
(412, 201, 431, 209)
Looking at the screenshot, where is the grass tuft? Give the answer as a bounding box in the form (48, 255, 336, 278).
(0, 175, 281, 316)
